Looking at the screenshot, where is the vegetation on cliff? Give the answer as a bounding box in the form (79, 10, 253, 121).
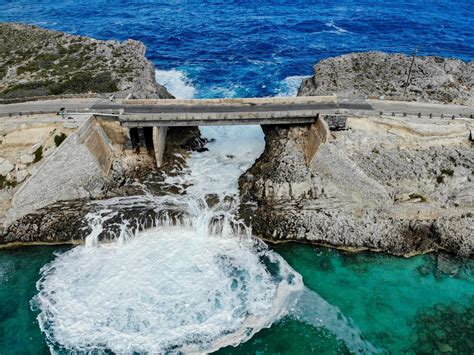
(0, 23, 172, 100)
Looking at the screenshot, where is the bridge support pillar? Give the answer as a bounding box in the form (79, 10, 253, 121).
(153, 126, 168, 168)
(124, 128, 133, 150)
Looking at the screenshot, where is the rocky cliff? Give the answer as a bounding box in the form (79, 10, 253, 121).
(299, 51, 474, 105)
(0, 23, 172, 100)
(240, 52, 474, 257)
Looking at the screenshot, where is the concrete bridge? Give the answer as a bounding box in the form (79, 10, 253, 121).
(90, 96, 474, 166)
(1, 95, 473, 167)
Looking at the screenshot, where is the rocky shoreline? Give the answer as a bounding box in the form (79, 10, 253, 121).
(1, 39, 473, 258)
(240, 52, 473, 257)
(298, 51, 474, 105)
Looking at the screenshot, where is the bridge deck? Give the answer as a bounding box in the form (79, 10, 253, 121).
(1, 96, 473, 126)
(95, 97, 473, 127)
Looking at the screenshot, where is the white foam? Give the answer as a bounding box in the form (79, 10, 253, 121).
(291, 289, 383, 354)
(34, 226, 303, 353)
(33, 118, 303, 353)
(33, 68, 367, 353)
(163, 125, 265, 197)
(155, 69, 196, 99)
(325, 20, 350, 34)
(275, 75, 311, 97)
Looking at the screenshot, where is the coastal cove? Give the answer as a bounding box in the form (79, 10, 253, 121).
(1, 0, 473, 353)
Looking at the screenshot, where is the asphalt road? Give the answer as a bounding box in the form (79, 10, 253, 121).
(0, 98, 107, 116)
(1, 97, 473, 122)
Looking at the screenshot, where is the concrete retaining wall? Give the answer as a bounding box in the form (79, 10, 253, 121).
(5, 116, 115, 225)
(78, 117, 115, 174)
(304, 115, 330, 166)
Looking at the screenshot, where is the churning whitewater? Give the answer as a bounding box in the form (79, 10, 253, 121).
(30, 75, 379, 354)
(32, 122, 305, 353)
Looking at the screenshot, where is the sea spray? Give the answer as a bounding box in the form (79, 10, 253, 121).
(155, 69, 196, 99)
(34, 224, 304, 353)
(32, 124, 308, 353)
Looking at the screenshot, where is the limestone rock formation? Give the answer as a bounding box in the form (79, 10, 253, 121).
(241, 52, 474, 257)
(298, 51, 474, 105)
(0, 23, 173, 100)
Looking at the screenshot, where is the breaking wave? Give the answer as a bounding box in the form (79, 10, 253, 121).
(32, 66, 375, 353)
(325, 20, 350, 34)
(34, 224, 303, 353)
(155, 69, 196, 99)
(275, 75, 311, 97)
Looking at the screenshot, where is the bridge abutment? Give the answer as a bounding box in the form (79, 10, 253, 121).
(304, 115, 330, 166)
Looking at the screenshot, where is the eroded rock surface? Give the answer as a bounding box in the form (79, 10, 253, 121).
(241, 52, 474, 257)
(240, 116, 473, 256)
(299, 51, 474, 105)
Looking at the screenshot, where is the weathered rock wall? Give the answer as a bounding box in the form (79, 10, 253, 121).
(240, 115, 473, 257)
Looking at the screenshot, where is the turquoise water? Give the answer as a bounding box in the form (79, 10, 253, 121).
(0, 246, 65, 354)
(1, 244, 472, 354)
(1, 1, 473, 352)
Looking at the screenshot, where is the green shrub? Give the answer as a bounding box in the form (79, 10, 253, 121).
(0, 81, 52, 98)
(440, 168, 454, 177)
(33, 145, 43, 163)
(49, 71, 118, 95)
(0, 71, 118, 98)
(0, 175, 16, 189)
(54, 133, 67, 147)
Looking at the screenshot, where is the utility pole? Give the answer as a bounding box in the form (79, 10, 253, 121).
(402, 45, 419, 98)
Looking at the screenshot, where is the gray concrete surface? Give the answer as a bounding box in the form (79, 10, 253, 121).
(5, 117, 110, 225)
(152, 126, 168, 168)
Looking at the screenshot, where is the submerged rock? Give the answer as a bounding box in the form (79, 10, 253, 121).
(408, 299, 474, 354)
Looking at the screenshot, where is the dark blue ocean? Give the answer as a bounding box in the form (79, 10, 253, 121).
(1, 0, 473, 98)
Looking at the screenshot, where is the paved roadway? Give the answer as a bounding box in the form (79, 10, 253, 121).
(0, 98, 107, 117)
(1, 97, 473, 126)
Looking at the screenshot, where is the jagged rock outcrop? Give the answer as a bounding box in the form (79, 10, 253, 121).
(0, 23, 172, 100)
(241, 52, 474, 257)
(298, 51, 474, 105)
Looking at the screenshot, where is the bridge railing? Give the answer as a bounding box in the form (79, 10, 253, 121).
(123, 95, 336, 106)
